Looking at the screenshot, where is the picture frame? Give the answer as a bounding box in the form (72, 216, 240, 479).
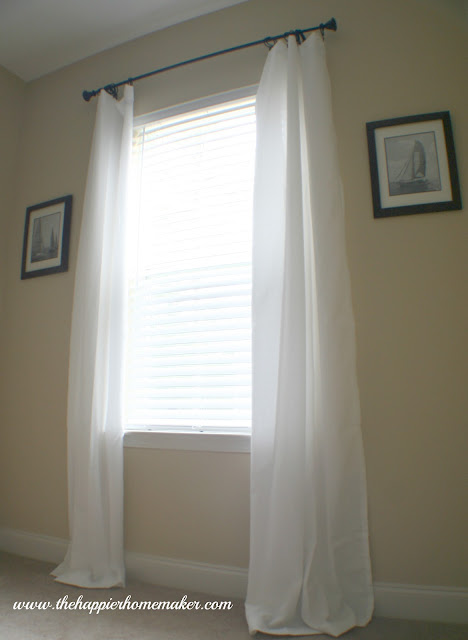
(21, 195, 72, 279)
(366, 111, 462, 218)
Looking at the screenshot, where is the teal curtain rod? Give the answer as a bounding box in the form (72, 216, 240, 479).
(82, 17, 337, 101)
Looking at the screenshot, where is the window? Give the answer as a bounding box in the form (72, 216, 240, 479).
(125, 88, 256, 449)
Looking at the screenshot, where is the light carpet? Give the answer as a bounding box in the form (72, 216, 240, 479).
(1, 552, 467, 639)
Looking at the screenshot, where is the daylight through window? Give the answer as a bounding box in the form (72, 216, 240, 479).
(125, 91, 256, 434)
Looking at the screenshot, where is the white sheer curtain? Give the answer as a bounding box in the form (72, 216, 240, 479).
(53, 85, 134, 588)
(245, 34, 374, 636)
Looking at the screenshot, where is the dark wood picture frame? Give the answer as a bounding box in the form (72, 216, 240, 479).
(21, 195, 72, 279)
(366, 111, 462, 218)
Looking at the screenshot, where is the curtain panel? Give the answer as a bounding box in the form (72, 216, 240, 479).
(245, 34, 373, 637)
(53, 85, 134, 588)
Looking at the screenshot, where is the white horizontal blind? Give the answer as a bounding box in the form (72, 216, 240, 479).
(126, 93, 256, 433)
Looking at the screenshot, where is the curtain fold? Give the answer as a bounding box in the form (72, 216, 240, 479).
(53, 85, 134, 588)
(245, 34, 374, 637)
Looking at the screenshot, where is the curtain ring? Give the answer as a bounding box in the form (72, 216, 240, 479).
(295, 29, 306, 44)
(104, 84, 119, 100)
(263, 37, 276, 50)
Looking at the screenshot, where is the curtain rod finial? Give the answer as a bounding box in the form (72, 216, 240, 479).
(82, 89, 94, 102)
(319, 18, 337, 39)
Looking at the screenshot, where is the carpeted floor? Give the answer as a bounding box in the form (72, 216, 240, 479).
(0, 552, 467, 639)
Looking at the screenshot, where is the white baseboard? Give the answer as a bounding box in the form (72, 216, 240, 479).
(125, 550, 247, 599)
(373, 581, 468, 625)
(1, 526, 467, 624)
(0, 526, 67, 564)
(0, 526, 247, 599)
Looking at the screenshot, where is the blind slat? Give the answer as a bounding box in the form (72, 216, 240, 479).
(126, 93, 255, 433)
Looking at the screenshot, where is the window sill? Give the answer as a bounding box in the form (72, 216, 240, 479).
(123, 430, 251, 453)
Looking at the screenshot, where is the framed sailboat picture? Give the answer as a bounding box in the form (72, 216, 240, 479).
(21, 195, 72, 279)
(366, 112, 462, 218)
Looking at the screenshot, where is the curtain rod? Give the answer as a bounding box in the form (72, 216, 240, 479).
(82, 18, 337, 102)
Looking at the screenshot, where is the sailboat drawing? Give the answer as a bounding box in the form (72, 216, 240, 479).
(30, 212, 61, 263)
(395, 139, 427, 193)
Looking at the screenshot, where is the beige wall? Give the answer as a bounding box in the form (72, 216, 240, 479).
(0, 0, 466, 588)
(0, 66, 25, 487)
(0, 66, 25, 329)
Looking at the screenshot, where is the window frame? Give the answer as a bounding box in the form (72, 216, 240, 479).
(124, 86, 257, 453)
